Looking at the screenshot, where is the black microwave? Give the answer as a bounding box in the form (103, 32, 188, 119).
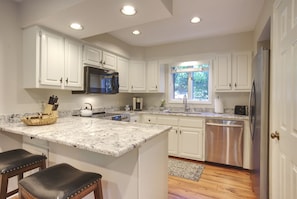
(72, 66, 119, 94)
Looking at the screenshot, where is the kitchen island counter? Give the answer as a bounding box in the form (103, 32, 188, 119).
(0, 116, 171, 157)
(0, 117, 171, 199)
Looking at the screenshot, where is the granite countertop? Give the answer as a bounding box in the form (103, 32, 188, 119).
(0, 117, 171, 157)
(128, 110, 249, 120)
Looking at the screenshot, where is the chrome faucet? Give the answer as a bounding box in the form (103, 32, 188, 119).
(183, 95, 190, 112)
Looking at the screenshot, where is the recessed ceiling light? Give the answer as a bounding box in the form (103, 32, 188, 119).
(70, 23, 83, 30)
(132, 30, 141, 35)
(191, 17, 201, 24)
(121, 5, 136, 16)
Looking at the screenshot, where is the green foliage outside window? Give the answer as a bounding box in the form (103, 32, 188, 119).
(171, 62, 210, 101)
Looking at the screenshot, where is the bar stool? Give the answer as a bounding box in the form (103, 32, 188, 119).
(0, 149, 47, 199)
(19, 163, 103, 199)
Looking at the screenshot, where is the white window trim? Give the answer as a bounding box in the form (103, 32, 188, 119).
(168, 59, 213, 105)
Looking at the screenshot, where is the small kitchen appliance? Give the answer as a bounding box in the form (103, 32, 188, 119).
(132, 97, 143, 111)
(234, 105, 248, 115)
(72, 66, 119, 94)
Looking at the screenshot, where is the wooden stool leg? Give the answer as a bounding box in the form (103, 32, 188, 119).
(94, 180, 103, 199)
(0, 174, 9, 199)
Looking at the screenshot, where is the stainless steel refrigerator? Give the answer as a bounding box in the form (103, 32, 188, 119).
(249, 47, 270, 199)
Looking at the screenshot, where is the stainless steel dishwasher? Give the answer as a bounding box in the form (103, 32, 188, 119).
(205, 119, 244, 167)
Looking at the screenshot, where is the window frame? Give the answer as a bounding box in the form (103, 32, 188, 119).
(168, 59, 213, 105)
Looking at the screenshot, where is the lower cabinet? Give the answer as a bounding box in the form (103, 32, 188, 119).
(155, 115, 205, 161)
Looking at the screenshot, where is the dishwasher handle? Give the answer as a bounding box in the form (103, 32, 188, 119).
(206, 122, 243, 128)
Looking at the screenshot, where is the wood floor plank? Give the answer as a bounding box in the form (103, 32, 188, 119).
(168, 157, 256, 199)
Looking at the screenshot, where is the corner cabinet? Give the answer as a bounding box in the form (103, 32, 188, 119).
(23, 26, 83, 90)
(215, 51, 252, 92)
(129, 60, 146, 92)
(146, 61, 165, 93)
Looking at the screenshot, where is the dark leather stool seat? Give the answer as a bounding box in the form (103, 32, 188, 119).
(0, 149, 47, 199)
(19, 163, 103, 199)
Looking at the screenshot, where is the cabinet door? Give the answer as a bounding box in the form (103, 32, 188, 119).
(179, 127, 204, 160)
(146, 61, 165, 92)
(83, 45, 102, 66)
(146, 61, 158, 91)
(232, 52, 252, 90)
(117, 57, 129, 92)
(102, 51, 117, 71)
(168, 127, 179, 156)
(64, 38, 83, 89)
(215, 54, 232, 91)
(129, 61, 146, 92)
(40, 30, 64, 87)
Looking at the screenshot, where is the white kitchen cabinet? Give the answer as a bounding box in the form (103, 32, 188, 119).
(129, 60, 146, 92)
(215, 51, 252, 92)
(39, 29, 65, 87)
(64, 38, 83, 89)
(23, 26, 83, 90)
(83, 45, 117, 71)
(157, 116, 179, 156)
(117, 57, 129, 92)
(141, 114, 158, 124)
(231, 52, 252, 90)
(146, 60, 165, 93)
(129, 114, 140, 123)
(102, 51, 117, 71)
(83, 45, 102, 67)
(157, 115, 205, 161)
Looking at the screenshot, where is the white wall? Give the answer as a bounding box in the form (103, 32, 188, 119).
(144, 31, 254, 60)
(253, 0, 273, 52)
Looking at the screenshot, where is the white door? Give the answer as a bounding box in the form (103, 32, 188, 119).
(271, 0, 297, 198)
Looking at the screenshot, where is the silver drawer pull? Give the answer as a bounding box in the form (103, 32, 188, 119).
(206, 122, 243, 128)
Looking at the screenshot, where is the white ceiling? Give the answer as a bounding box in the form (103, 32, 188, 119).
(17, 0, 265, 47)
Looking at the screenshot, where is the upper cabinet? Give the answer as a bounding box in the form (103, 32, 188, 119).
(83, 45, 102, 67)
(215, 51, 252, 92)
(129, 60, 146, 92)
(117, 57, 129, 92)
(83, 45, 117, 71)
(64, 39, 83, 88)
(102, 51, 117, 71)
(146, 61, 165, 93)
(23, 26, 83, 90)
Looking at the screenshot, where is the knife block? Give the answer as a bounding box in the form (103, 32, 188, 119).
(21, 104, 58, 126)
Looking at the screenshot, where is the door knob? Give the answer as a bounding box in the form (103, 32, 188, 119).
(271, 131, 280, 140)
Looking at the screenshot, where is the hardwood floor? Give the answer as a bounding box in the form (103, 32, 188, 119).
(168, 158, 256, 199)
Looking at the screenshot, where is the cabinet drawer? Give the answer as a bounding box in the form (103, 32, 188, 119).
(179, 117, 204, 128)
(157, 116, 179, 126)
(142, 115, 157, 124)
